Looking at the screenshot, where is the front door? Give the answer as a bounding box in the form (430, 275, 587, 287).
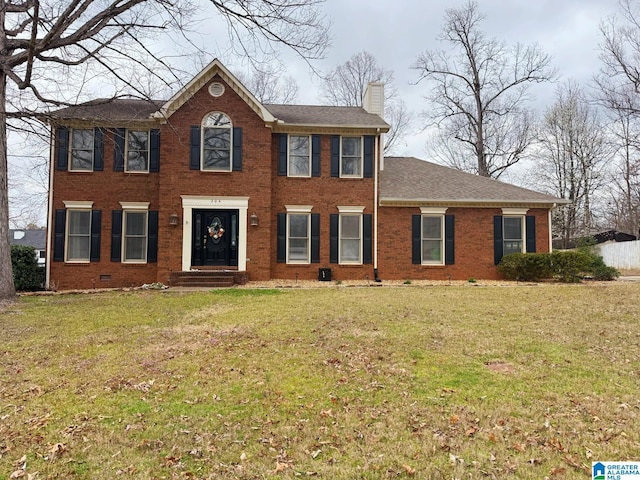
(192, 209, 239, 267)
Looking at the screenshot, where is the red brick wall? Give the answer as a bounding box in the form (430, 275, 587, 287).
(376, 206, 550, 281)
(270, 135, 377, 281)
(155, 75, 274, 283)
(49, 130, 160, 290)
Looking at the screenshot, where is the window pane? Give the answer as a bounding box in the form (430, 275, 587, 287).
(68, 211, 90, 234)
(71, 150, 93, 170)
(203, 112, 231, 127)
(341, 158, 361, 176)
(504, 241, 523, 256)
(289, 215, 308, 237)
(125, 238, 146, 260)
(289, 156, 310, 176)
(125, 212, 146, 235)
(290, 136, 309, 155)
(203, 128, 230, 149)
(72, 129, 93, 149)
(342, 137, 361, 156)
(341, 239, 360, 262)
(67, 210, 91, 261)
(203, 149, 230, 170)
(341, 215, 360, 238)
(422, 239, 442, 262)
(422, 216, 442, 239)
(504, 217, 522, 240)
(289, 239, 308, 261)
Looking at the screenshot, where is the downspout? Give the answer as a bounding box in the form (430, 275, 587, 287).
(548, 205, 555, 253)
(45, 126, 55, 289)
(373, 129, 381, 282)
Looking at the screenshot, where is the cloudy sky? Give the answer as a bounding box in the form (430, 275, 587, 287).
(280, 0, 617, 157)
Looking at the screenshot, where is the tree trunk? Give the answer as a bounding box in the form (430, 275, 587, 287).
(0, 69, 16, 300)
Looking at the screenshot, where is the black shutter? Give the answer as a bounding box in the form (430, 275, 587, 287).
(147, 211, 158, 262)
(277, 213, 286, 263)
(53, 209, 66, 261)
(494, 215, 504, 265)
(111, 210, 123, 262)
(190, 126, 200, 170)
(150, 129, 160, 173)
(526, 215, 536, 253)
(278, 134, 288, 176)
(363, 214, 372, 264)
(55, 127, 69, 171)
(311, 213, 320, 263)
(232, 127, 242, 171)
(330, 214, 339, 263)
(113, 128, 125, 172)
(311, 135, 321, 177)
(330, 136, 340, 177)
(445, 214, 455, 265)
(363, 136, 374, 178)
(412, 215, 421, 264)
(90, 210, 101, 262)
(93, 128, 104, 171)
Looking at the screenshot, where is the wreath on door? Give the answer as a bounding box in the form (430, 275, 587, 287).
(208, 218, 225, 239)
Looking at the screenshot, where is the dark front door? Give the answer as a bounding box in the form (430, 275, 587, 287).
(192, 209, 239, 267)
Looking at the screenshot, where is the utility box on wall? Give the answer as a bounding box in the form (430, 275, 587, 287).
(318, 268, 332, 282)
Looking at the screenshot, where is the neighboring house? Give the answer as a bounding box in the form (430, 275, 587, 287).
(45, 59, 565, 290)
(10, 229, 46, 265)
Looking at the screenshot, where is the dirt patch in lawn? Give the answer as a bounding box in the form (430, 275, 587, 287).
(485, 360, 516, 374)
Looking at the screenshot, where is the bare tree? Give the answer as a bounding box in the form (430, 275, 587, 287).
(0, 0, 329, 300)
(320, 51, 412, 154)
(536, 82, 611, 247)
(237, 65, 299, 104)
(412, 0, 555, 178)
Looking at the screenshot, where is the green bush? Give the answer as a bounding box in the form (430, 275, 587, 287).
(497, 253, 552, 281)
(11, 245, 45, 291)
(498, 249, 619, 283)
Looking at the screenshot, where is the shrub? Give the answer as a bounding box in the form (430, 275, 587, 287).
(498, 249, 619, 283)
(549, 250, 592, 283)
(11, 245, 45, 291)
(498, 253, 552, 281)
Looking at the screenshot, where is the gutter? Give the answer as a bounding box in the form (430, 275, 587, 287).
(373, 131, 381, 282)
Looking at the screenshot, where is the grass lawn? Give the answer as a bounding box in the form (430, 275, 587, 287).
(1, 283, 639, 479)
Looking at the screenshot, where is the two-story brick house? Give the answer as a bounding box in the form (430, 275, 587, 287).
(45, 59, 564, 290)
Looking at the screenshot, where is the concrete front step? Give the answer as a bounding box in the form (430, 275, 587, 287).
(169, 270, 238, 288)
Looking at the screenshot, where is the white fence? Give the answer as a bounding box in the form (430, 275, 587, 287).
(595, 240, 640, 269)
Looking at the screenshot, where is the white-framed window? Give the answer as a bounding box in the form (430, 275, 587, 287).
(285, 206, 312, 264)
(341, 136, 363, 177)
(202, 112, 232, 171)
(503, 216, 524, 256)
(338, 206, 364, 264)
(126, 130, 150, 172)
(422, 216, 444, 264)
(288, 214, 310, 263)
(120, 202, 149, 263)
(64, 201, 94, 262)
(288, 135, 311, 177)
(70, 128, 94, 171)
(420, 207, 447, 265)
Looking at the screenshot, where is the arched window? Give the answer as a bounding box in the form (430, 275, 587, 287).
(202, 112, 232, 171)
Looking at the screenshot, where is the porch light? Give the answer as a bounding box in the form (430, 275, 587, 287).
(250, 213, 259, 226)
(169, 213, 179, 226)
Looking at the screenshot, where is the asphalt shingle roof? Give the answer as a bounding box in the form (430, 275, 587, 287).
(52, 100, 389, 130)
(381, 157, 566, 205)
(52, 99, 164, 122)
(9, 229, 46, 249)
(264, 104, 389, 129)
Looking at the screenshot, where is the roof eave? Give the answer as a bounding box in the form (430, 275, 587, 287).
(379, 198, 570, 208)
(271, 122, 390, 133)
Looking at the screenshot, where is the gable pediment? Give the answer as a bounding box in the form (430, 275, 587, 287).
(153, 59, 275, 123)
